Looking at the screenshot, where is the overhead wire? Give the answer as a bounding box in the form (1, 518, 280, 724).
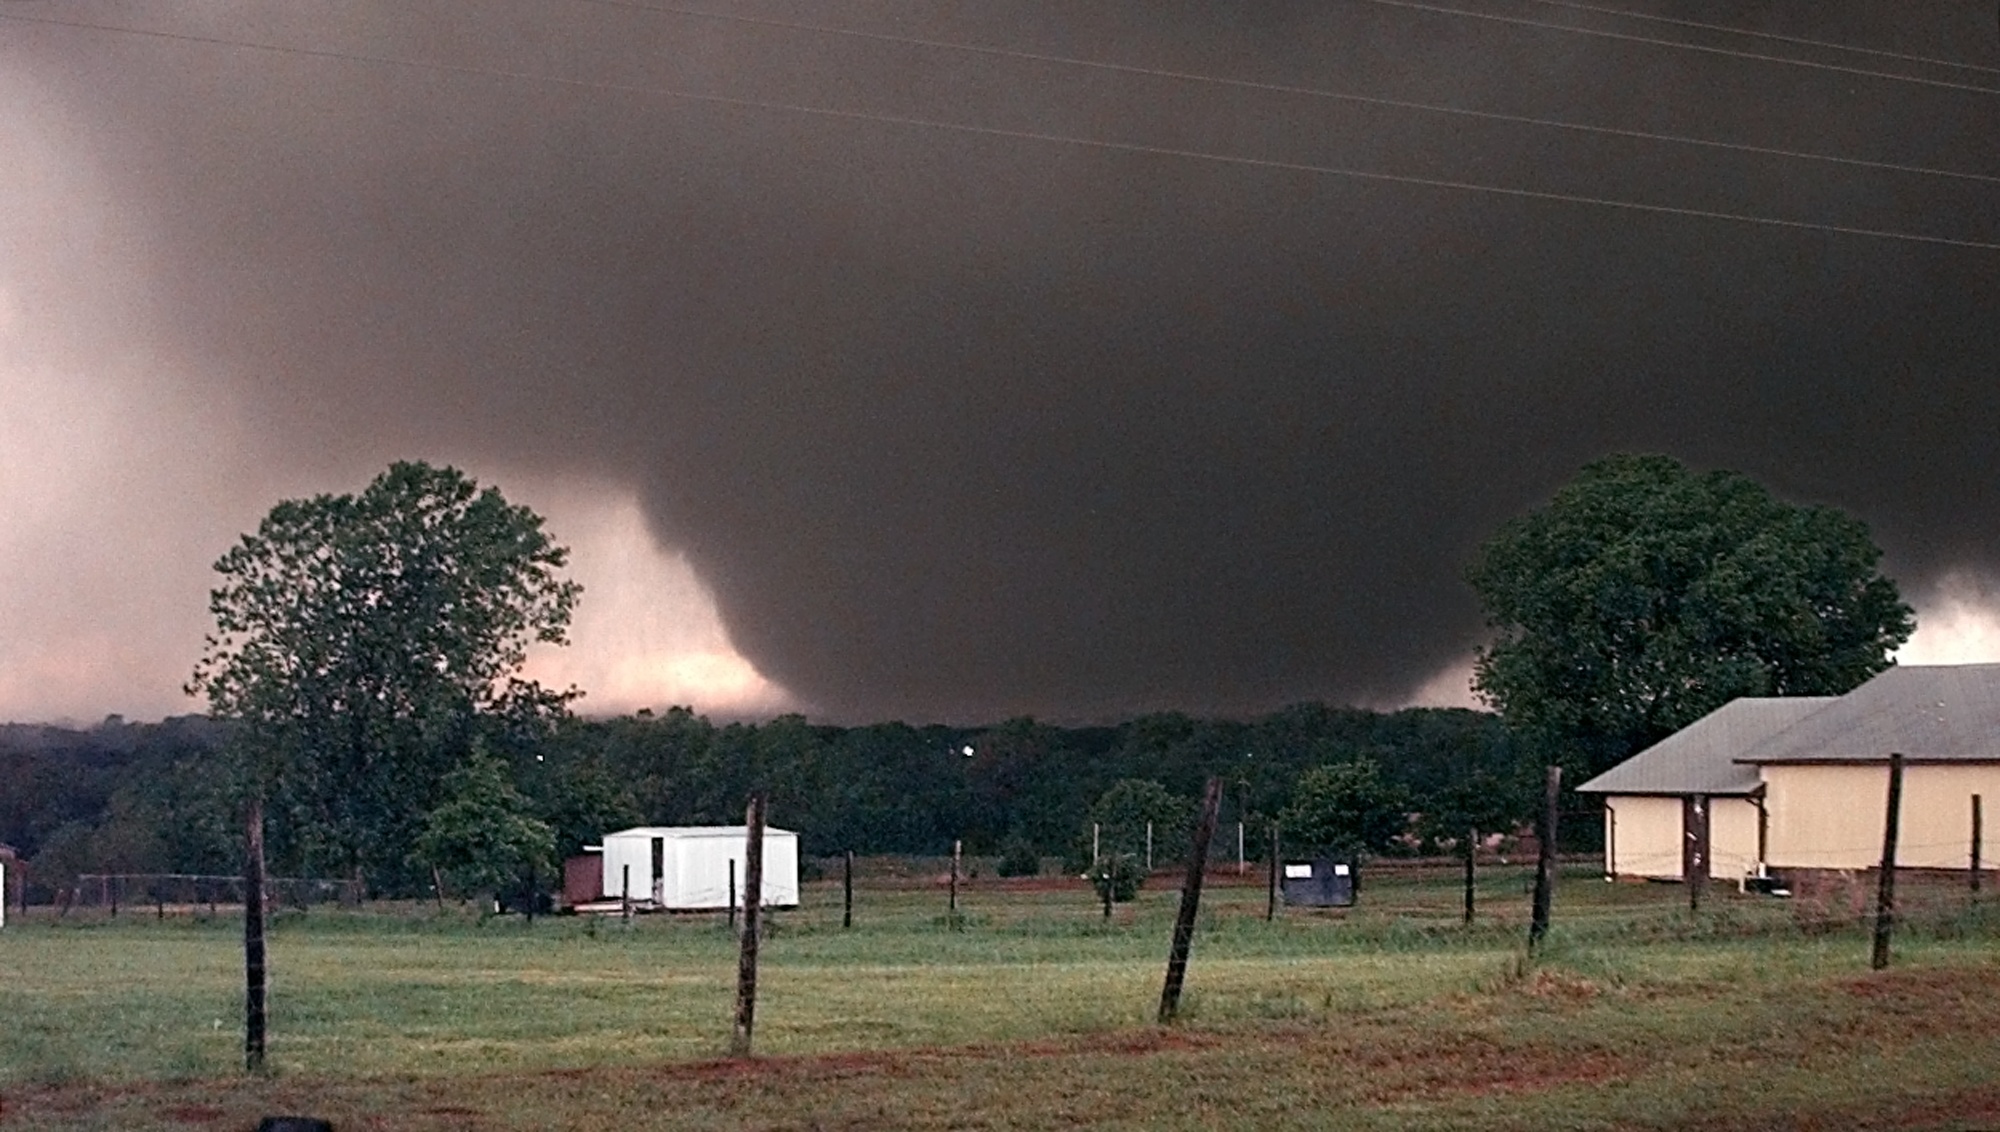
(1516, 0, 2000, 78)
(565, 0, 2000, 187)
(3, 9, 1996, 253)
(1350, 0, 2000, 98)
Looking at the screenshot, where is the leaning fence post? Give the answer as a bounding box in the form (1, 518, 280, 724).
(1528, 765, 1561, 953)
(1158, 777, 1224, 1024)
(1872, 753, 1905, 971)
(732, 794, 766, 1057)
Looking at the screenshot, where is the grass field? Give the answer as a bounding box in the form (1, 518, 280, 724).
(3, 862, 1999, 1130)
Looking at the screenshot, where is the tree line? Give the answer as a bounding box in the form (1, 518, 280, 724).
(0, 702, 1532, 901)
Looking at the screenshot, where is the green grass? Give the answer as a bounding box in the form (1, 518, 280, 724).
(4, 864, 1999, 1129)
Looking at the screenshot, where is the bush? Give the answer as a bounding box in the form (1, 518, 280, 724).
(996, 837, 1042, 878)
(1088, 853, 1144, 904)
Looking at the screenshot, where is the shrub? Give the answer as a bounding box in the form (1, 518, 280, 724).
(1088, 853, 1144, 904)
(996, 837, 1042, 878)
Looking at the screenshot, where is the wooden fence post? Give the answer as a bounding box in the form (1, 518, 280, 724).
(244, 797, 268, 1074)
(843, 849, 854, 929)
(1158, 777, 1223, 1024)
(1462, 827, 1477, 926)
(1687, 794, 1709, 914)
(1266, 825, 1279, 922)
(1528, 765, 1561, 953)
(728, 860, 737, 931)
(1972, 794, 1983, 898)
(1872, 753, 1905, 971)
(949, 839, 961, 927)
(732, 794, 766, 1056)
(622, 865, 632, 926)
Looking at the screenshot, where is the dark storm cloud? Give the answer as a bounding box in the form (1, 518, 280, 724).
(7, 0, 1998, 721)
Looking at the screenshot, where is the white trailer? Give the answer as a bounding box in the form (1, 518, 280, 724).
(595, 826, 800, 910)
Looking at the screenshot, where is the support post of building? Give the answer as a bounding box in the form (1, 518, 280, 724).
(1528, 765, 1561, 954)
(1158, 778, 1223, 1024)
(243, 797, 268, 1074)
(1872, 753, 1905, 971)
(731, 794, 766, 1057)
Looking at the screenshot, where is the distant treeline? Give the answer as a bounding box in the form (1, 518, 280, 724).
(1, 704, 1536, 896)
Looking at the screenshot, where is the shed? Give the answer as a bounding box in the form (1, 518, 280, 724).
(1577, 697, 1833, 881)
(597, 826, 800, 910)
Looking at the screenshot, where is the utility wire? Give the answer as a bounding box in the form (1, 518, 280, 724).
(1352, 0, 2000, 98)
(570, 0, 2000, 187)
(1519, 0, 2000, 77)
(5, 9, 1998, 253)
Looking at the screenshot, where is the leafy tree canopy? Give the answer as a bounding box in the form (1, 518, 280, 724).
(1278, 760, 1409, 859)
(414, 744, 557, 899)
(1086, 778, 1192, 861)
(188, 461, 581, 891)
(1469, 454, 1912, 777)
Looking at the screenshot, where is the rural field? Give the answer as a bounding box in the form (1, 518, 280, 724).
(3, 862, 1998, 1130)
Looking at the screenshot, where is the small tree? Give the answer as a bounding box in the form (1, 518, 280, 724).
(414, 746, 556, 905)
(1087, 853, 1145, 905)
(1086, 779, 1191, 867)
(1278, 761, 1409, 860)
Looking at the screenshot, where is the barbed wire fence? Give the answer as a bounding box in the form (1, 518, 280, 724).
(59, 873, 360, 917)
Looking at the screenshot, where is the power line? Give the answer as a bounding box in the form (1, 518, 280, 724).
(569, 0, 2000, 187)
(1352, 0, 2000, 98)
(5, 9, 1997, 253)
(1518, 0, 2000, 78)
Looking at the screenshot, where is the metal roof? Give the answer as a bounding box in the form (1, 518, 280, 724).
(603, 826, 799, 839)
(1576, 697, 1834, 795)
(1735, 664, 2000, 764)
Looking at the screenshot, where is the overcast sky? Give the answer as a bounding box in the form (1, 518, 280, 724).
(3, 1, 1998, 725)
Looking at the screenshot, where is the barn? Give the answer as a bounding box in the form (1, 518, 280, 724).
(589, 826, 801, 911)
(1579, 664, 2000, 885)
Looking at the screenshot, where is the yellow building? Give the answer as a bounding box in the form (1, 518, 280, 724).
(1737, 665, 2000, 873)
(1579, 664, 2000, 884)
(1578, 697, 1831, 882)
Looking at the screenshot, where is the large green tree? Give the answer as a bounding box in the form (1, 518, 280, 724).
(1468, 454, 1912, 777)
(188, 461, 581, 892)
